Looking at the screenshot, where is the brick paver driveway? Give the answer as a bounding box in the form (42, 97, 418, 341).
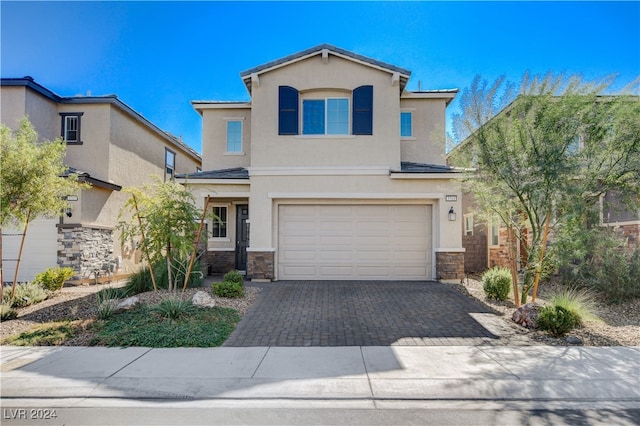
(224, 281, 500, 347)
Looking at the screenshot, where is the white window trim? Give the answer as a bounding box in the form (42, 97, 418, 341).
(211, 204, 230, 241)
(400, 110, 414, 140)
(464, 213, 474, 236)
(224, 118, 244, 154)
(489, 219, 500, 247)
(302, 97, 350, 136)
(165, 148, 176, 182)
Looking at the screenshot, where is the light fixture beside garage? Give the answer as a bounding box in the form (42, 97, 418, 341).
(448, 207, 456, 221)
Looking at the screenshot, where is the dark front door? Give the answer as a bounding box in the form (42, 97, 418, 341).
(236, 204, 249, 271)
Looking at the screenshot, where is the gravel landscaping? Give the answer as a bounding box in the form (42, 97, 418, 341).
(1, 278, 638, 347)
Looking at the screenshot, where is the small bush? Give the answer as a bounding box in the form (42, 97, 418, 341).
(0, 304, 18, 320)
(124, 260, 204, 295)
(34, 267, 75, 292)
(223, 270, 244, 284)
(96, 287, 125, 320)
(151, 298, 195, 321)
(547, 286, 599, 325)
(537, 305, 579, 337)
(482, 267, 512, 301)
(212, 280, 245, 298)
(8, 282, 50, 308)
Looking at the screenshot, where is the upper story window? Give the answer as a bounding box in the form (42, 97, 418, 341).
(490, 218, 500, 247)
(279, 85, 372, 136)
(165, 149, 175, 181)
(60, 112, 84, 144)
(226, 120, 243, 153)
(400, 111, 413, 138)
(303, 98, 349, 135)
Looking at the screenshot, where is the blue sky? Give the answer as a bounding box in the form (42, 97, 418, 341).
(2, 1, 638, 153)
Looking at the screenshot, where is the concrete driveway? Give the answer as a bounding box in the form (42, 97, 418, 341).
(224, 281, 501, 347)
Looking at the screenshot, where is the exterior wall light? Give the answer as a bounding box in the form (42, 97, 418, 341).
(448, 207, 456, 221)
(65, 207, 73, 218)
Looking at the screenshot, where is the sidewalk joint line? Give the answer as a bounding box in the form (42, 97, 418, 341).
(251, 346, 271, 379)
(106, 348, 154, 379)
(359, 346, 377, 408)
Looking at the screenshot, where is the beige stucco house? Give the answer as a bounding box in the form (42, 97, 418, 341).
(1, 77, 202, 282)
(178, 44, 465, 281)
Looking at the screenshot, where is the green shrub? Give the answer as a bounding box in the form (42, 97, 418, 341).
(593, 246, 640, 304)
(34, 267, 75, 292)
(482, 267, 512, 301)
(223, 270, 244, 284)
(0, 304, 18, 320)
(547, 286, 599, 325)
(96, 287, 125, 320)
(151, 298, 195, 321)
(537, 305, 579, 337)
(124, 260, 204, 295)
(8, 282, 50, 308)
(212, 280, 245, 298)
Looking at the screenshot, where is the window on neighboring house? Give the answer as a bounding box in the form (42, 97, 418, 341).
(302, 98, 349, 135)
(278, 85, 372, 136)
(567, 135, 582, 156)
(464, 214, 474, 236)
(490, 218, 500, 247)
(60, 113, 84, 144)
(165, 149, 175, 181)
(602, 190, 640, 224)
(196, 167, 202, 173)
(226, 120, 243, 152)
(212, 206, 228, 238)
(400, 111, 413, 138)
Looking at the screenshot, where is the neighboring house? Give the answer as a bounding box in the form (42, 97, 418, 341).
(446, 99, 640, 272)
(177, 44, 464, 281)
(1, 77, 202, 282)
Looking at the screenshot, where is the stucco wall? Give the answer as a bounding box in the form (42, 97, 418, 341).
(201, 107, 252, 171)
(248, 54, 402, 168)
(399, 98, 447, 165)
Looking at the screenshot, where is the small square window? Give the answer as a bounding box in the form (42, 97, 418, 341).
(212, 206, 228, 238)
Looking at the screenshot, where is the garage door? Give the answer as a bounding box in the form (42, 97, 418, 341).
(278, 204, 432, 280)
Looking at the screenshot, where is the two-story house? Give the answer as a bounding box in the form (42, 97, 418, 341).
(179, 44, 464, 281)
(1, 77, 202, 282)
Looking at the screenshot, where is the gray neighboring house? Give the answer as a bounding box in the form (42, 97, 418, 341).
(1, 77, 202, 282)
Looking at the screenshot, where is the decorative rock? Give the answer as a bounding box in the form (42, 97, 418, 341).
(565, 335, 583, 345)
(116, 296, 139, 311)
(512, 303, 540, 329)
(192, 291, 216, 308)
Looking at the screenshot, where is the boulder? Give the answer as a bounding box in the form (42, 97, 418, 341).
(192, 291, 216, 308)
(512, 303, 540, 329)
(116, 296, 139, 311)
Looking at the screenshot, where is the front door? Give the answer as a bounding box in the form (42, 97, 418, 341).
(235, 205, 249, 271)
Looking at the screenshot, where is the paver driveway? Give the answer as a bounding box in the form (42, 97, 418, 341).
(224, 281, 500, 347)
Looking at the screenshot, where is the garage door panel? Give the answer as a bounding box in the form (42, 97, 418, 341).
(278, 204, 432, 280)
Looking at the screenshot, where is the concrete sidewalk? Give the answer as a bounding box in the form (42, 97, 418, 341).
(1, 345, 639, 411)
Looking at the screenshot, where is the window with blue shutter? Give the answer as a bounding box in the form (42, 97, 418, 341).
(352, 85, 373, 135)
(279, 86, 299, 135)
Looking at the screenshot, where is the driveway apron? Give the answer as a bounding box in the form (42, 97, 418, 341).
(224, 281, 499, 347)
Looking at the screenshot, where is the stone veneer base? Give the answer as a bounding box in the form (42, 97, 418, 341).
(247, 251, 274, 281)
(436, 251, 465, 280)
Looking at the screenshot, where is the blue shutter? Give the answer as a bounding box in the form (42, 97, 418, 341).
(352, 85, 373, 135)
(279, 86, 299, 135)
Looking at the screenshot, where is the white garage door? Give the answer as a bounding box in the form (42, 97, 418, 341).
(3, 218, 58, 282)
(278, 204, 432, 280)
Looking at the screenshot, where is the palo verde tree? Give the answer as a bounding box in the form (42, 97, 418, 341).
(450, 73, 640, 305)
(117, 177, 202, 292)
(0, 118, 87, 299)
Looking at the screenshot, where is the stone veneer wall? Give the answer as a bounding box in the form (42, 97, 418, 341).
(614, 223, 639, 251)
(206, 250, 236, 275)
(462, 234, 487, 273)
(247, 251, 274, 281)
(57, 225, 114, 279)
(489, 228, 511, 269)
(435, 252, 465, 280)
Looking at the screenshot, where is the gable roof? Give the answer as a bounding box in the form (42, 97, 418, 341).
(1, 77, 201, 163)
(239, 44, 412, 94)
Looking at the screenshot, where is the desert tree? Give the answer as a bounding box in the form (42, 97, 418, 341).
(450, 72, 639, 305)
(117, 177, 204, 292)
(0, 118, 87, 299)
